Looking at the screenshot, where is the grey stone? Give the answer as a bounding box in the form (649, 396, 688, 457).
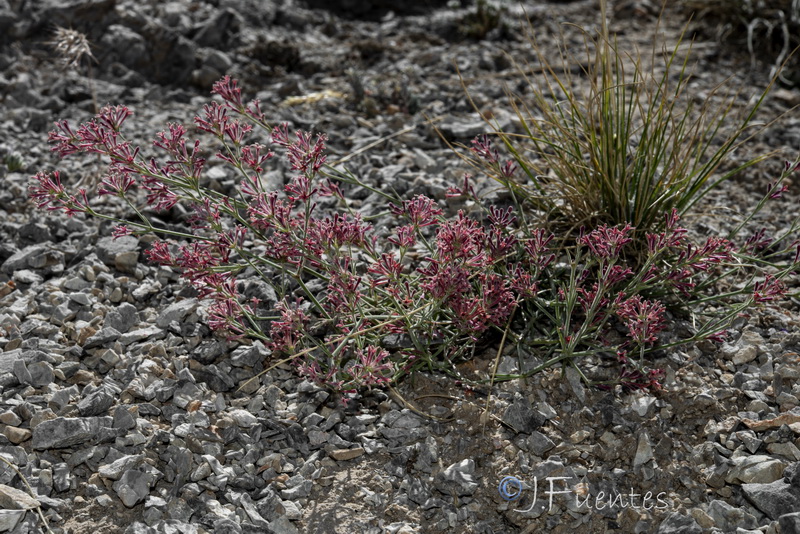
(12, 360, 32, 385)
(52, 463, 72, 492)
(438, 117, 489, 140)
(192, 66, 222, 89)
(101, 24, 147, 68)
(50, 385, 80, 411)
(280, 479, 312, 500)
(155, 299, 197, 328)
(0, 1, 17, 37)
(722, 330, 765, 365)
(119, 326, 164, 345)
(194, 8, 241, 48)
(1, 244, 63, 274)
(123, 522, 155, 534)
(191, 365, 235, 392)
(32, 416, 113, 449)
(726, 455, 787, 484)
(78, 384, 117, 416)
(656, 512, 703, 534)
(100, 455, 146, 480)
(12, 269, 42, 285)
(526, 431, 556, 457)
(205, 50, 233, 73)
(193, 340, 226, 364)
(280, 500, 302, 521)
(18, 222, 51, 244)
(27, 361, 54, 387)
(96, 236, 139, 270)
(737, 431, 763, 454)
(113, 470, 152, 508)
(266, 516, 300, 534)
(230, 343, 265, 368)
(50, 302, 75, 325)
(0, 509, 24, 532)
(0, 484, 39, 510)
(629, 394, 657, 417)
(229, 410, 258, 428)
(780, 512, 800, 534)
(434, 459, 477, 497)
(742, 479, 800, 520)
(69, 292, 92, 307)
(634, 431, 654, 468)
(382, 409, 422, 429)
(211, 518, 241, 533)
(173, 381, 202, 409)
(104, 303, 138, 333)
(706, 499, 758, 531)
(502, 394, 545, 434)
(85, 327, 121, 349)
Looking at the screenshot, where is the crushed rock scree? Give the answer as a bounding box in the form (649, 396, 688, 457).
(1, 0, 800, 532)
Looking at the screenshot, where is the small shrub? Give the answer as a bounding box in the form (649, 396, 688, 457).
(4, 152, 25, 172)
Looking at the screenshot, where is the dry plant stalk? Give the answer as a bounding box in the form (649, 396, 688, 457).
(47, 26, 98, 114)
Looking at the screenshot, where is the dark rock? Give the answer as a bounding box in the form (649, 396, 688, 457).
(104, 302, 138, 333)
(1, 244, 64, 274)
(99, 455, 146, 480)
(246, 37, 302, 72)
(0, 0, 17, 38)
(301, 0, 451, 20)
(526, 431, 556, 457)
(12, 360, 32, 386)
(27, 361, 54, 387)
(212, 518, 242, 534)
(194, 8, 241, 48)
(655, 512, 703, 534)
(254, 487, 282, 522)
(706, 499, 758, 531)
(205, 50, 233, 74)
(742, 479, 800, 520)
(155, 299, 196, 329)
(101, 25, 148, 70)
(95, 236, 139, 270)
(18, 222, 52, 243)
(433, 459, 477, 496)
(502, 394, 545, 434)
(84, 327, 121, 349)
(33, 0, 115, 39)
(32, 416, 113, 449)
(230, 343, 266, 368)
(113, 470, 153, 508)
(78, 384, 118, 416)
(191, 365, 235, 392)
(781, 512, 800, 534)
(194, 340, 226, 365)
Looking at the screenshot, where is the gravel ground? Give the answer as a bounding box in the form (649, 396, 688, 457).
(2, 0, 800, 533)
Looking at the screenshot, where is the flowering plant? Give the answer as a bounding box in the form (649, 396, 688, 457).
(30, 75, 800, 400)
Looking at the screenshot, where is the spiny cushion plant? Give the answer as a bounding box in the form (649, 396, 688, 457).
(30, 74, 800, 402)
(458, 1, 781, 253)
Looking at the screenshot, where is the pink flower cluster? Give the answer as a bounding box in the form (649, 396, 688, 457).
(29, 76, 797, 398)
